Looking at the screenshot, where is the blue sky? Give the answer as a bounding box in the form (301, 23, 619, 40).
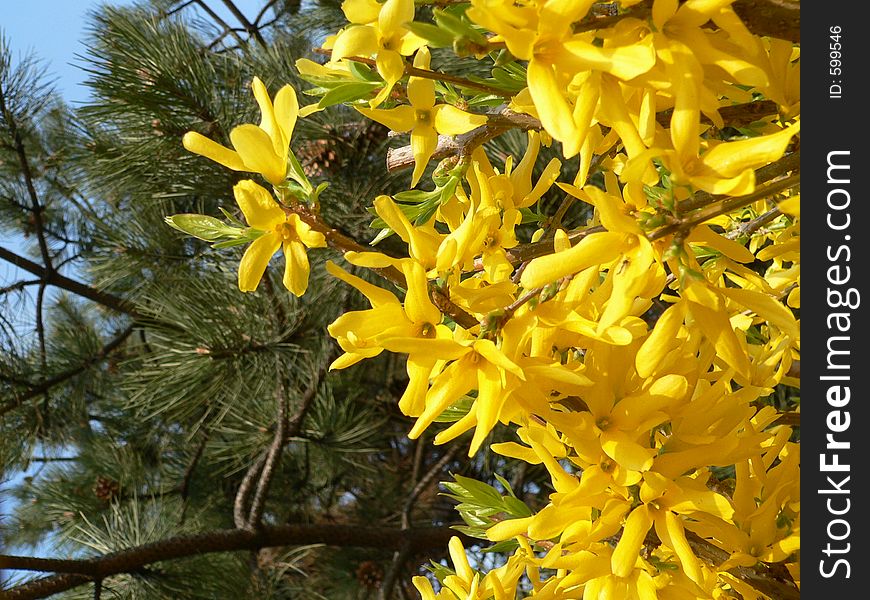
(3, 0, 268, 103)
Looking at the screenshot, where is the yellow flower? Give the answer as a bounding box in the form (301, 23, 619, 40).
(407, 336, 526, 456)
(233, 180, 325, 295)
(330, 0, 427, 106)
(183, 77, 299, 186)
(357, 48, 487, 187)
(326, 258, 459, 416)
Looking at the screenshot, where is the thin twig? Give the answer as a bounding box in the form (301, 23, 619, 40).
(219, 0, 267, 46)
(649, 174, 801, 241)
(246, 382, 289, 528)
(233, 453, 267, 529)
(725, 206, 782, 240)
(178, 430, 210, 524)
(0, 246, 139, 317)
(193, 0, 247, 48)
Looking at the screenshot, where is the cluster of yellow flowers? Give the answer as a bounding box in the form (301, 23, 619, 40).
(173, 0, 800, 598)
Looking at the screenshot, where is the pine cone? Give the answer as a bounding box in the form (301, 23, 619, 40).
(93, 476, 121, 502)
(355, 560, 384, 589)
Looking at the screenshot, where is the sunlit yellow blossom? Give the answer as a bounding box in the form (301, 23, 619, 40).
(183, 77, 298, 186)
(357, 48, 487, 187)
(232, 180, 325, 295)
(329, 0, 427, 106)
(326, 258, 457, 416)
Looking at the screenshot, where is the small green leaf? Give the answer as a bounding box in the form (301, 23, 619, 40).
(347, 60, 381, 82)
(318, 81, 380, 108)
(165, 214, 239, 241)
(404, 21, 456, 48)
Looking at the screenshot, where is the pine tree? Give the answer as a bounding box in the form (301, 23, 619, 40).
(1, 2, 533, 598)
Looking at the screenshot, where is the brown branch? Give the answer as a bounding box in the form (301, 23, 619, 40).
(246, 383, 289, 529)
(732, 0, 800, 43)
(573, 0, 799, 42)
(685, 531, 799, 600)
(386, 107, 541, 173)
(0, 246, 138, 317)
(0, 524, 469, 600)
(219, 0, 267, 46)
(178, 430, 210, 524)
(385, 100, 779, 174)
(192, 0, 247, 48)
(678, 151, 800, 213)
(292, 207, 479, 330)
(725, 206, 782, 240)
(648, 174, 800, 241)
(233, 452, 267, 529)
(0, 83, 53, 273)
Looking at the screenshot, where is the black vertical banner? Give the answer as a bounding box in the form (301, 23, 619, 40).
(803, 2, 865, 596)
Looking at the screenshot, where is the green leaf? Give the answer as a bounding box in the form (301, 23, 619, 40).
(404, 21, 456, 48)
(164, 214, 240, 241)
(347, 60, 382, 82)
(317, 81, 380, 108)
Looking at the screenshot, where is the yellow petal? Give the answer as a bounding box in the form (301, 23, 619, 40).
(229, 124, 286, 185)
(233, 180, 286, 230)
(331, 24, 379, 60)
(378, 0, 414, 35)
(564, 35, 656, 80)
(400, 260, 441, 325)
(635, 301, 685, 378)
(251, 77, 282, 154)
(655, 511, 703, 584)
(611, 505, 652, 578)
(410, 124, 438, 188)
(356, 105, 416, 133)
(182, 131, 247, 172)
(412, 576, 437, 600)
(718, 286, 799, 339)
(520, 231, 629, 289)
(376, 49, 406, 89)
(407, 78, 436, 116)
(448, 536, 474, 583)
(688, 224, 755, 263)
(325, 261, 399, 307)
(701, 120, 800, 178)
(432, 104, 487, 135)
(273, 85, 299, 146)
(601, 430, 656, 472)
(282, 239, 310, 296)
(486, 515, 534, 541)
(238, 232, 281, 292)
(342, 0, 381, 23)
(527, 59, 578, 149)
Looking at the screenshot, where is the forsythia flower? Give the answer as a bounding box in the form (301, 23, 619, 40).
(329, 0, 427, 106)
(233, 180, 325, 295)
(357, 47, 487, 187)
(183, 77, 299, 186)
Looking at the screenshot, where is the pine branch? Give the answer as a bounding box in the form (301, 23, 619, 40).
(0, 246, 138, 317)
(0, 524, 469, 600)
(0, 80, 53, 273)
(0, 325, 135, 418)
